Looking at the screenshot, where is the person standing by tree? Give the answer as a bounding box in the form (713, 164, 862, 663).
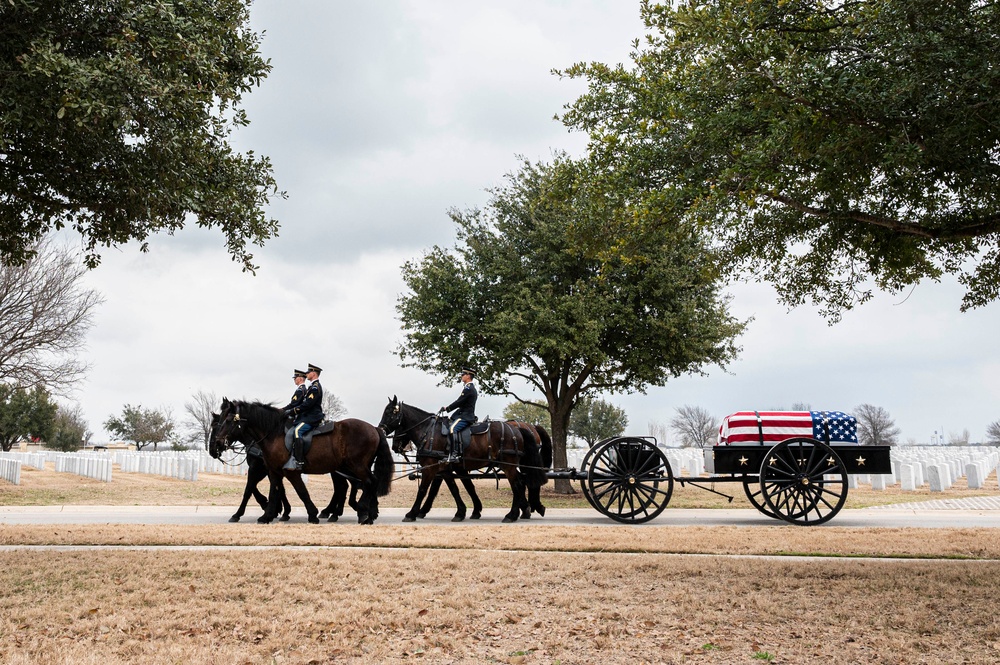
(282, 364, 323, 470)
(441, 369, 478, 464)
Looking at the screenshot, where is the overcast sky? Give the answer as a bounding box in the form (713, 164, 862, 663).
(68, 1, 999, 445)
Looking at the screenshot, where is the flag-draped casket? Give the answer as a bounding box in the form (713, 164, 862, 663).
(711, 410, 891, 475)
(717, 411, 858, 446)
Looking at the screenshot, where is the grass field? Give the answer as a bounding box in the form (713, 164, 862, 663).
(3, 465, 1000, 663)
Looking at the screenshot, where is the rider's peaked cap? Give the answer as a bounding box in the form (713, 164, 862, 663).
(307, 364, 323, 374)
(293, 369, 307, 378)
(461, 367, 476, 377)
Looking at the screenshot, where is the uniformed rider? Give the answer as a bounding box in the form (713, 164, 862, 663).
(282, 368, 308, 414)
(283, 363, 324, 470)
(440, 368, 477, 464)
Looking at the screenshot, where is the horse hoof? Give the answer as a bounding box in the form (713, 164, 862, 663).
(357, 514, 369, 524)
(308, 516, 320, 524)
(452, 515, 465, 522)
(502, 516, 516, 523)
(228, 516, 241, 523)
(319, 510, 331, 519)
(402, 516, 416, 523)
(417, 512, 428, 519)
(279, 514, 291, 522)
(257, 517, 272, 524)
(537, 506, 546, 517)
(521, 513, 531, 519)
(327, 515, 339, 523)
(470, 512, 481, 520)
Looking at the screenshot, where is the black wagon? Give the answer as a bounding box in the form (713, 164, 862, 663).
(560, 410, 892, 526)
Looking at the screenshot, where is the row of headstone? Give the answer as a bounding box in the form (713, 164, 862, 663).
(115, 452, 201, 481)
(53, 455, 113, 482)
(0, 456, 21, 485)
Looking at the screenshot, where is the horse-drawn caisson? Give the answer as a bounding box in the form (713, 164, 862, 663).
(211, 398, 890, 527)
(564, 410, 893, 526)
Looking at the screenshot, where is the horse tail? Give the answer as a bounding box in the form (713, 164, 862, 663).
(374, 426, 394, 497)
(535, 424, 553, 469)
(518, 426, 549, 488)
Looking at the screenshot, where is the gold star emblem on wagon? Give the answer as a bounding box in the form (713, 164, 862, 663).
(827, 456, 836, 466)
(856, 456, 866, 466)
(768, 456, 777, 466)
(738, 456, 749, 466)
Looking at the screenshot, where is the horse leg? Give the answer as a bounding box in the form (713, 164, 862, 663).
(231, 457, 266, 522)
(277, 478, 292, 521)
(528, 484, 546, 517)
(258, 470, 284, 524)
(454, 473, 482, 519)
(417, 475, 445, 518)
(502, 470, 526, 523)
(349, 481, 361, 513)
(286, 472, 320, 524)
(323, 474, 348, 521)
(404, 471, 435, 522)
(442, 475, 468, 522)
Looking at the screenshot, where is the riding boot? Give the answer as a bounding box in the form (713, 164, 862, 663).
(283, 438, 304, 471)
(444, 434, 458, 464)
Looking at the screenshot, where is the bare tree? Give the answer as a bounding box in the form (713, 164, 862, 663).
(184, 390, 218, 450)
(0, 239, 103, 393)
(670, 405, 717, 448)
(323, 392, 348, 420)
(648, 420, 670, 446)
(949, 429, 971, 446)
(853, 404, 901, 446)
(987, 420, 1000, 446)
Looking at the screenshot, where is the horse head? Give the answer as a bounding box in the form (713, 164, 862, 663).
(378, 395, 402, 435)
(207, 412, 221, 458)
(211, 398, 247, 456)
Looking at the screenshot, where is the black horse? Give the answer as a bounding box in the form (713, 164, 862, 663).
(378, 397, 548, 522)
(209, 412, 292, 523)
(414, 419, 552, 519)
(211, 399, 393, 524)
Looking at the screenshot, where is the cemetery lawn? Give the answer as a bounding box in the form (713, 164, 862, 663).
(4, 467, 1000, 663)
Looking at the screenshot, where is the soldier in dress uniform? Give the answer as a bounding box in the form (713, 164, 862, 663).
(282, 363, 324, 470)
(281, 369, 308, 414)
(440, 368, 477, 464)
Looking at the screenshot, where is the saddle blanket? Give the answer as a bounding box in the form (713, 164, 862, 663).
(718, 411, 858, 446)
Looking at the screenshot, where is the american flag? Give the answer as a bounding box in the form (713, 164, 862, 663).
(718, 411, 858, 445)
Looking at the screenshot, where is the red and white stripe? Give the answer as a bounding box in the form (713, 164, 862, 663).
(718, 411, 814, 445)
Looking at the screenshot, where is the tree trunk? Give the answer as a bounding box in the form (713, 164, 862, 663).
(549, 402, 575, 494)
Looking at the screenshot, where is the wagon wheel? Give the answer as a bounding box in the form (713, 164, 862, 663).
(759, 437, 848, 526)
(585, 438, 674, 524)
(742, 476, 780, 520)
(578, 436, 619, 512)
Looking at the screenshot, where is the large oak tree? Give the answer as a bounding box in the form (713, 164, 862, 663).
(562, 0, 1000, 318)
(397, 156, 744, 491)
(0, 0, 281, 270)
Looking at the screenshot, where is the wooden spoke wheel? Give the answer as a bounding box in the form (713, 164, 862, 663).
(759, 438, 848, 526)
(742, 476, 780, 519)
(584, 438, 674, 524)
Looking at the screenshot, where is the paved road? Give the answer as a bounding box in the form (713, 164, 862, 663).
(3, 501, 1000, 528)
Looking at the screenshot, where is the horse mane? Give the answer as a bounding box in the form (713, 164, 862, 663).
(232, 399, 286, 434)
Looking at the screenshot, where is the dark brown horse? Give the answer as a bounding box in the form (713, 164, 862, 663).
(378, 397, 548, 522)
(211, 398, 393, 524)
(415, 419, 552, 519)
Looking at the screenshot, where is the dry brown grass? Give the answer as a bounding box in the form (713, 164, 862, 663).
(4, 465, 1000, 663)
(2, 547, 999, 664)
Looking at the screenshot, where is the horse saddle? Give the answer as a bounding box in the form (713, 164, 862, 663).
(439, 419, 489, 450)
(284, 420, 335, 454)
